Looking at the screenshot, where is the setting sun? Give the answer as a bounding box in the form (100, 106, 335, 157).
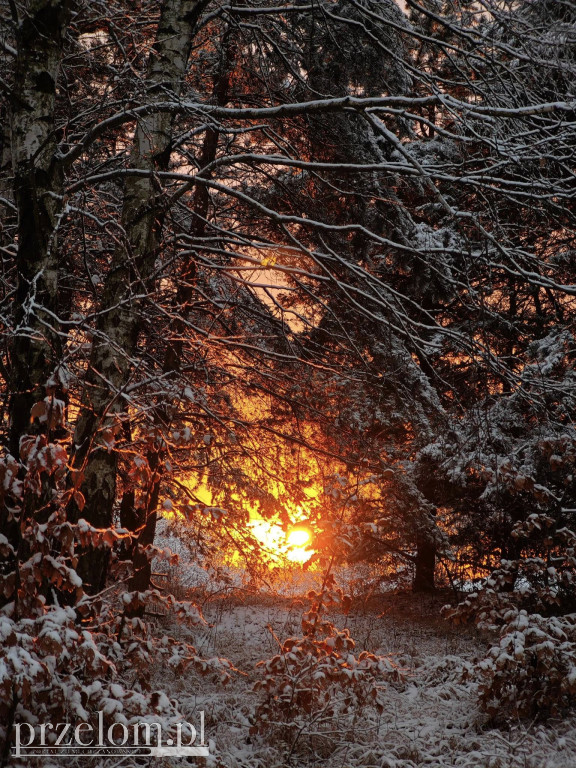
(286, 528, 313, 563)
(287, 529, 311, 548)
(248, 520, 314, 564)
(286, 528, 310, 547)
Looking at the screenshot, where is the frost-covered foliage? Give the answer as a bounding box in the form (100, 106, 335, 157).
(252, 574, 402, 754)
(0, 604, 209, 744)
(0, 442, 232, 754)
(445, 513, 576, 719)
(0, 554, 232, 753)
(477, 610, 576, 720)
(419, 324, 576, 719)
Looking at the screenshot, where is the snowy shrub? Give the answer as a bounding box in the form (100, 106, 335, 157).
(0, 444, 232, 755)
(448, 514, 576, 720)
(252, 574, 403, 754)
(478, 610, 576, 719)
(0, 546, 232, 753)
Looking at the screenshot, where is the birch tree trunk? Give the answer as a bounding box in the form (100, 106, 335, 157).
(71, 0, 207, 593)
(122, 23, 240, 610)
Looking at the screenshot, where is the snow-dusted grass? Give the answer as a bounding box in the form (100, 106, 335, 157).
(159, 592, 576, 768)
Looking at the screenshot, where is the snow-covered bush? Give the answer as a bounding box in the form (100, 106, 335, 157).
(448, 513, 576, 720)
(252, 574, 402, 754)
(477, 610, 576, 719)
(0, 443, 232, 755)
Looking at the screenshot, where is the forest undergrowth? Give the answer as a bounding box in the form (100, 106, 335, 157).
(151, 589, 576, 768)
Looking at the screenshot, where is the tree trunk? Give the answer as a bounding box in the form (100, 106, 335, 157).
(413, 535, 436, 592)
(1, 0, 71, 605)
(8, 0, 71, 455)
(120, 22, 239, 614)
(413, 513, 437, 593)
(70, 0, 207, 594)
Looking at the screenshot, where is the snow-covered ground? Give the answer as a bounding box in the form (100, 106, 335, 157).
(156, 593, 576, 768)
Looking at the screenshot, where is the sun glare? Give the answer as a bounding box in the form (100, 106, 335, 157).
(287, 529, 310, 548)
(249, 520, 314, 564)
(285, 525, 313, 563)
